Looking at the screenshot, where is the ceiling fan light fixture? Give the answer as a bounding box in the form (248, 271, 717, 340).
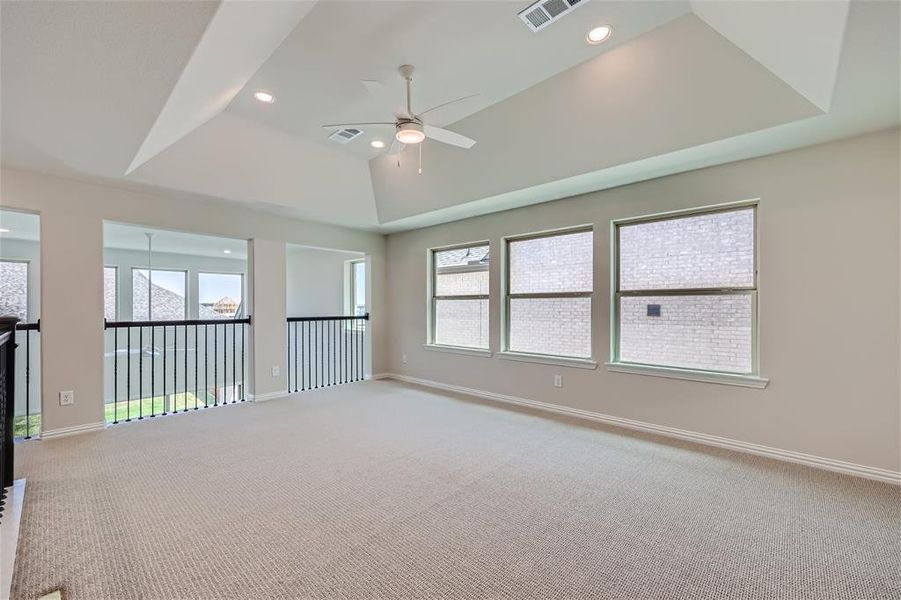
(586, 25, 613, 45)
(396, 122, 425, 145)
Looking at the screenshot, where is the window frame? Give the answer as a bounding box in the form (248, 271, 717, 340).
(130, 266, 189, 321)
(608, 199, 767, 387)
(0, 258, 30, 323)
(500, 224, 595, 366)
(197, 271, 245, 319)
(104, 265, 118, 321)
(426, 240, 491, 353)
(348, 258, 366, 317)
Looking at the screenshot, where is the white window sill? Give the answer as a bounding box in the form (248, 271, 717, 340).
(423, 344, 492, 357)
(497, 351, 598, 370)
(604, 362, 769, 389)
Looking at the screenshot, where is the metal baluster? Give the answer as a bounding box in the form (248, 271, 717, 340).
(24, 330, 31, 438)
(181, 325, 188, 412)
(305, 321, 310, 391)
(204, 324, 209, 408)
(126, 327, 132, 422)
(150, 325, 156, 417)
(195, 324, 199, 409)
(232, 321, 236, 403)
(214, 324, 218, 405)
(139, 326, 143, 419)
(294, 321, 299, 392)
(299, 322, 304, 392)
(113, 327, 119, 424)
(287, 322, 291, 393)
(241, 322, 245, 401)
(162, 325, 168, 416)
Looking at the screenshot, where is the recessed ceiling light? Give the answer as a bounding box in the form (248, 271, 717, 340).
(586, 25, 613, 45)
(253, 91, 275, 104)
(370, 140, 386, 149)
(223, 249, 232, 254)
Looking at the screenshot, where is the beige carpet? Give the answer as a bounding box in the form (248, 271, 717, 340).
(11, 380, 901, 599)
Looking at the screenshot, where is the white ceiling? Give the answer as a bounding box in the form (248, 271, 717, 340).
(1, 0, 897, 232)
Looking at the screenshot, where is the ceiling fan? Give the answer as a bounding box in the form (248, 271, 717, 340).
(322, 64, 478, 156)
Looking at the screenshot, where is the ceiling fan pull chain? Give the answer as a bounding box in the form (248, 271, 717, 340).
(419, 143, 423, 174)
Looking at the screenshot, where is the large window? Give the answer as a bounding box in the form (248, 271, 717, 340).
(504, 228, 593, 359)
(199, 272, 243, 319)
(132, 268, 187, 320)
(612, 203, 757, 375)
(429, 243, 489, 349)
(104, 266, 118, 321)
(0, 260, 28, 321)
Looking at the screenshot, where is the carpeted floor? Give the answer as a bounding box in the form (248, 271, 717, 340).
(11, 380, 901, 599)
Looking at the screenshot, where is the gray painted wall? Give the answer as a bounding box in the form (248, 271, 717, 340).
(286, 247, 361, 317)
(384, 128, 900, 472)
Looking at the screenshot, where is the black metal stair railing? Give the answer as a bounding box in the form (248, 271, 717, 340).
(104, 317, 250, 424)
(286, 315, 368, 393)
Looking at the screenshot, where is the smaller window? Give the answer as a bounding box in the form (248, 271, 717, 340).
(349, 259, 366, 317)
(0, 259, 28, 322)
(430, 243, 490, 349)
(104, 266, 118, 321)
(132, 268, 187, 321)
(199, 272, 244, 319)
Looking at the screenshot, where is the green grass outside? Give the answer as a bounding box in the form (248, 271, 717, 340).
(104, 391, 221, 423)
(13, 389, 239, 438)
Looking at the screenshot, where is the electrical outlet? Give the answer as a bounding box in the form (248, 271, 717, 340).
(271, 366, 280, 377)
(402, 354, 408, 364)
(59, 390, 74, 406)
(553, 375, 562, 388)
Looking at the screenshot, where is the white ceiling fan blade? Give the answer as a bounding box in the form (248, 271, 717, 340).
(320, 122, 395, 128)
(417, 93, 479, 118)
(387, 138, 405, 156)
(423, 125, 476, 149)
(361, 79, 409, 120)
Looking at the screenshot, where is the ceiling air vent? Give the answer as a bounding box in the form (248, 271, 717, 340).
(518, 0, 588, 32)
(328, 128, 363, 144)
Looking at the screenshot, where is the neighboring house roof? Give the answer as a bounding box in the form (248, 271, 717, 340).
(133, 271, 224, 320)
(436, 246, 489, 269)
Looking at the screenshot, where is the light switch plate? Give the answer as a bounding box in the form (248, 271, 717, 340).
(271, 366, 280, 377)
(59, 390, 74, 406)
(553, 375, 562, 388)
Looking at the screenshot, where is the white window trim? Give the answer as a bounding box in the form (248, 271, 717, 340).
(608, 199, 764, 384)
(498, 351, 597, 370)
(423, 343, 492, 357)
(605, 362, 768, 388)
(427, 240, 491, 350)
(501, 224, 594, 366)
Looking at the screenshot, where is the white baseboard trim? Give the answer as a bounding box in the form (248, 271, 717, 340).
(383, 373, 901, 486)
(40, 421, 107, 440)
(249, 391, 288, 403)
(369, 373, 391, 380)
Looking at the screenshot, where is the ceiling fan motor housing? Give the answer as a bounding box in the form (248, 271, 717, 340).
(396, 120, 425, 144)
